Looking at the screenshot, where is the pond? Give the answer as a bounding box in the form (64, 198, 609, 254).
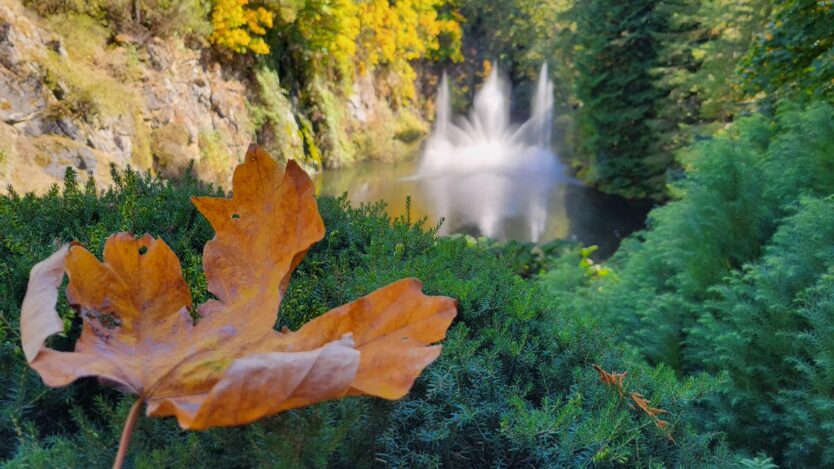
(314, 156, 651, 258)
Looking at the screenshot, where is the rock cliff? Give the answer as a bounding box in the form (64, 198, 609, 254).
(0, 0, 431, 195)
(0, 0, 254, 193)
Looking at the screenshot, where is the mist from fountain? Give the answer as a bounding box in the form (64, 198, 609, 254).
(418, 63, 567, 241)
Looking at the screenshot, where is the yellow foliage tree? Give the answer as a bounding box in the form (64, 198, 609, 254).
(209, 0, 463, 102)
(209, 0, 274, 55)
(357, 0, 463, 102)
(294, 0, 362, 79)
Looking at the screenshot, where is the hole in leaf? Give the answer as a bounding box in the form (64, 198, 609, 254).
(231, 213, 240, 219)
(138, 246, 148, 255)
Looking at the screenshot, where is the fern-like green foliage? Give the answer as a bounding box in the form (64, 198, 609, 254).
(0, 165, 735, 467)
(542, 101, 834, 465)
(698, 196, 834, 464)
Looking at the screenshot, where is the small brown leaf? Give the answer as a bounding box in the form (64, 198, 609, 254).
(592, 363, 627, 398)
(655, 419, 675, 443)
(21, 145, 457, 430)
(630, 392, 668, 419)
(630, 392, 675, 443)
(591, 366, 675, 444)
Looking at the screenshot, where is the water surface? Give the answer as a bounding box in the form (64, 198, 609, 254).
(314, 156, 650, 258)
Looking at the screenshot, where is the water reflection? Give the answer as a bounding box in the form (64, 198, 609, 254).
(419, 150, 562, 241)
(314, 157, 650, 257)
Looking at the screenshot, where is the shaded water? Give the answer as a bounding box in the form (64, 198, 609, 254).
(316, 64, 650, 257)
(314, 157, 650, 258)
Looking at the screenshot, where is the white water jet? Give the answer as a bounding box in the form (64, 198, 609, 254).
(434, 72, 451, 140)
(528, 62, 554, 148)
(418, 63, 566, 241)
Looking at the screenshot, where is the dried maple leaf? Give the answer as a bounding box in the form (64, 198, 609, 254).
(592, 363, 627, 398)
(21, 146, 457, 465)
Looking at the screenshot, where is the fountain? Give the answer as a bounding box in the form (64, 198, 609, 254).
(316, 62, 649, 253)
(418, 63, 567, 241)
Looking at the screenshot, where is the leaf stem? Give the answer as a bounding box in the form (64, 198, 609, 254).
(113, 398, 143, 469)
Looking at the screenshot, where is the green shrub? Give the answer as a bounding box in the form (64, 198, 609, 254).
(542, 102, 834, 465)
(697, 196, 834, 465)
(579, 103, 834, 372)
(0, 165, 733, 467)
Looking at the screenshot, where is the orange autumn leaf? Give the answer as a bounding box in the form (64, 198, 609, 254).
(20, 145, 457, 431)
(592, 363, 627, 398)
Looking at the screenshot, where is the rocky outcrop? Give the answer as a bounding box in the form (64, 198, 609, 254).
(0, 0, 253, 194)
(0, 0, 435, 195)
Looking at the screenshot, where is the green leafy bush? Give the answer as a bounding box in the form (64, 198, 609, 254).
(575, 103, 834, 371)
(698, 196, 834, 465)
(0, 165, 733, 467)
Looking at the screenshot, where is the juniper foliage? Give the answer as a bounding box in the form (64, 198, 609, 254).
(0, 166, 734, 467)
